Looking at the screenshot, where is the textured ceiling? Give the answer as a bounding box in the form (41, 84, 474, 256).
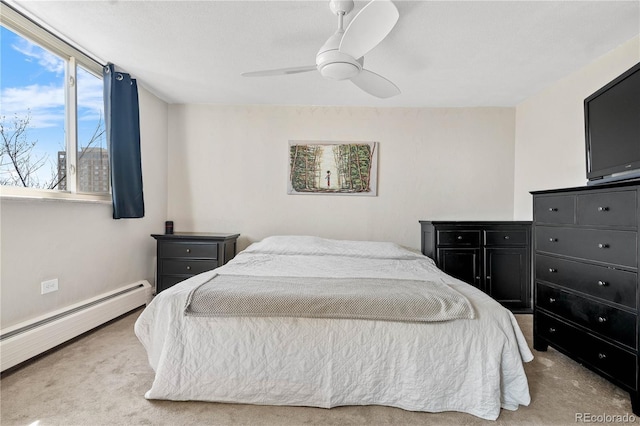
(8, 0, 640, 107)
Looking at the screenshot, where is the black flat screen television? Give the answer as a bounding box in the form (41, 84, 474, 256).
(584, 61, 640, 185)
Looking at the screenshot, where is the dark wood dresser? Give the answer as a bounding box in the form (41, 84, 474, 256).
(151, 232, 240, 293)
(420, 221, 532, 313)
(531, 181, 639, 414)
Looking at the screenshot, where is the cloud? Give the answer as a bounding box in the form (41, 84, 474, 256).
(3, 33, 104, 127)
(0, 83, 65, 129)
(1, 75, 104, 129)
(77, 67, 104, 121)
(11, 38, 65, 75)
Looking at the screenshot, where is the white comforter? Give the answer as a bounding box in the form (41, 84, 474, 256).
(135, 236, 532, 420)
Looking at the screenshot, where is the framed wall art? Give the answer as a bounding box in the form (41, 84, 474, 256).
(288, 141, 378, 196)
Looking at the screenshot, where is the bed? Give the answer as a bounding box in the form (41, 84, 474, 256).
(135, 235, 532, 420)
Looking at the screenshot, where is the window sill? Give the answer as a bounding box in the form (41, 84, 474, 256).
(0, 186, 112, 204)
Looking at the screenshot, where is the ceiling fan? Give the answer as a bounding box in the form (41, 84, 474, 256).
(241, 0, 400, 99)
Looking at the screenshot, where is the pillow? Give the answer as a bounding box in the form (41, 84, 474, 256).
(243, 235, 423, 260)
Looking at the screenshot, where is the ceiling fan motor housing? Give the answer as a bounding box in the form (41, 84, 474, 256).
(329, 0, 355, 16)
(316, 26, 362, 81)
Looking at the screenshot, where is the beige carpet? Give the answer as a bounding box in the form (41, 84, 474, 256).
(0, 310, 635, 426)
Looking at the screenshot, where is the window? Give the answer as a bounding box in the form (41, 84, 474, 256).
(0, 6, 108, 201)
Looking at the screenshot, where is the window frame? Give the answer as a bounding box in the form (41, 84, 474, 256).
(0, 4, 110, 202)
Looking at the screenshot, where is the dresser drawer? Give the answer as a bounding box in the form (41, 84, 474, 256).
(161, 259, 218, 275)
(534, 195, 575, 224)
(537, 283, 637, 348)
(437, 230, 480, 247)
(535, 226, 637, 268)
(160, 241, 218, 259)
(485, 230, 527, 246)
(536, 312, 636, 389)
(577, 191, 638, 228)
(536, 255, 637, 308)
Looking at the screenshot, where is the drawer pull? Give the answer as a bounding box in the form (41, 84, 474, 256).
(597, 316, 607, 323)
(597, 243, 609, 249)
(549, 297, 556, 303)
(186, 265, 191, 271)
(186, 248, 191, 253)
(548, 207, 558, 212)
(503, 235, 510, 240)
(597, 206, 609, 212)
(549, 327, 556, 333)
(549, 268, 557, 273)
(549, 237, 557, 242)
(598, 352, 607, 360)
(597, 280, 608, 287)
(456, 235, 463, 240)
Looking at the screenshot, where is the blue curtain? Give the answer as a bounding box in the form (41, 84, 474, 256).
(103, 63, 145, 219)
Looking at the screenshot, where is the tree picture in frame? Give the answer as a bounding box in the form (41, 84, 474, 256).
(288, 141, 378, 196)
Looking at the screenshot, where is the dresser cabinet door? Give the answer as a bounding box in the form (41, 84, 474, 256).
(437, 248, 481, 288)
(485, 248, 530, 309)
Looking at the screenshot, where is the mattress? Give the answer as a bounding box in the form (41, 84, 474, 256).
(135, 236, 532, 420)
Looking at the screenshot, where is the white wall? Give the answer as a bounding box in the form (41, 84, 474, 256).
(513, 36, 640, 219)
(0, 87, 169, 328)
(167, 105, 516, 251)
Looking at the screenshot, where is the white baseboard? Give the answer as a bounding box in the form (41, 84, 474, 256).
(0, 280, 152, 372)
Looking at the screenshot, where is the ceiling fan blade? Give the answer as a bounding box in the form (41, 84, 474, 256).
(241, 65, 317, 77)
(339, 0, 399, 59)
(350, 69, 400, 99)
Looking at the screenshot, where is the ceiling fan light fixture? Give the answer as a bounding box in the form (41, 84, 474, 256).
(316, 49, 362, 80)
(319, 62, 360, 80)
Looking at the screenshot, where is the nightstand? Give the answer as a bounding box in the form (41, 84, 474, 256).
(151, 232, 240, 293)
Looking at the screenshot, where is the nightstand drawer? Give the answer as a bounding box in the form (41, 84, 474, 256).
(536, 255, 637, 308)
(536, 312, 636, 389)
(161, 259, 218, 275)
(437, 230, 480, 246)
(161, 241, 218, 259)
(157, 276, 188, 293)
(534, 195, 575, 224)
(485, 230, 527, 246)
(577, 191, 637, 228)
(537, 283, 636, 348)
(536, 226, 637, 268)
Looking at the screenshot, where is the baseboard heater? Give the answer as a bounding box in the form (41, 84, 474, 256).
(0, 280, 152, 372)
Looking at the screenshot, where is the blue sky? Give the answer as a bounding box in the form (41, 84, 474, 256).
(1, 25, 104, 186)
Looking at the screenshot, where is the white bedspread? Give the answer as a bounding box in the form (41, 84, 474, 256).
(135, 236, 532, 420)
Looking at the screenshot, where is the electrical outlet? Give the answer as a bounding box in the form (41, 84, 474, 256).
(41, 279, 58, 294)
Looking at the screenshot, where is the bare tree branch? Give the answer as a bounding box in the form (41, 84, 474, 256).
(0, 111, 106, 190)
